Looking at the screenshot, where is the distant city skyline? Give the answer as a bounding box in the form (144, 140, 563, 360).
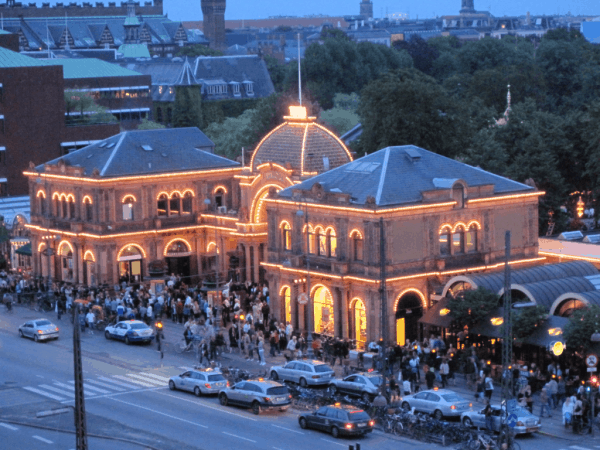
(25, 1, 600, 22)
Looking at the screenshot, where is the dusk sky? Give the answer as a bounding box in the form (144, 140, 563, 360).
(34, 1, 600, 21)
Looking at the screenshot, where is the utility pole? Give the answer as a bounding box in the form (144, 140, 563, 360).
(379, 218, 387, 393)
(501, 231, 513, 446)
(72, 306, 88, 450)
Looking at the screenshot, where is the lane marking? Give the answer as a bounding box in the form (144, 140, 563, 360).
(125, 374, 165, 386)
(271, 424, 304, 435)
(571, 447, 592, 450)
(97, 376, 140, 390)
(113, 375, 156, 387)
(35, 375, 44, 379)
(65, 381, 110, 394)
(321, 438, 346, 447)
(23, 387, 65, 401)
(222, 431, 256, 443)
(60, 386, 165, 404)
(38, 385, 74, 397)
(155, 391, 258, 422)
(32, 435, 54, 444)
(0, 423, 18, 431)
(84, 379, 125, 392)
(109, 397, 208, 428)
(51, 382, 75, 391)
(139, 372, 170, 383)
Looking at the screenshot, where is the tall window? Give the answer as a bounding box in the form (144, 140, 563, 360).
(439, 226, 451, 255)
(305, 225, 316, 254)
(316, 227, 326, 256)
(215, 189, 225, 207)
(37, 191, 46, 216)
(83, 197, 93, 221)
(68, 196, 75, 218)
(453, 226, 465, 254)
(282, 222, 291, 251)
(157, 193, 168, 216)
(61, 197, 68, 218)
(122, 195, 135, 221)
(327, 228, 337, 257)
(466, 224, 478, 253)
(350, 230, 363, 261)
(182, 191, 193, 215)
(452, 184, 465, 208)
(169, 192, 180, 216)
(53, 195, 60, 217)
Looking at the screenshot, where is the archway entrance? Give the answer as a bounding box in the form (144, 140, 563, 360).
(164, 240, 191, 279)
(313, 286, 334, 336)
(58, 242, 73, 282)
(555, 299, 586, 317)
(349, 298, 367, 349)
(281, 286, 292, 325)
(118, 245, 144, 283)
(395, 291, 424, 346)
(83, 252, 95, 286)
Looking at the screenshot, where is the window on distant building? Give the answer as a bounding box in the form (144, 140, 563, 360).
(439, 226, 451, 256)
(122, 195, 135, 221)
(182, 191, 193, 215)
(157, 193, 168, 216)
(452, 225, 465, 254)
(350, 229, 363, 261)
(466, 224, 478, 253)
(281, 222, 291, 251)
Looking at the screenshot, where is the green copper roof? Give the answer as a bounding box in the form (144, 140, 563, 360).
(0, 29, 11, 35)
(117, 43, 150, 59)
(124, 16, 140, 26)
(0, 46, 50, 68)
(49, 58, 143, 78)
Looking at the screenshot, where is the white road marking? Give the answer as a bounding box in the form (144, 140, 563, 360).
(321, 438, 346, 447)
(109, 397, 208, 428)
(0, 423, 18, 431)
(155, 391, 258, 421)
(32, 435, 53, 444)
(38, 385, 74, 397)
(51, 382, 75, 391)
(97, 376, 140, 390)
(71, 382, 111, 394)
(23, 387, 65, 401)
(571, 447, 592, 450)
(271, 424, 304, 435)
(113, 375, 156, 387)
(125, 374, 165, 386)
(139, 372, 170, 383)
(35, 375, 44, 379)
(222, 431, 256, 443)
(60, 386, 165, 404)
(83, 379, 125, 392)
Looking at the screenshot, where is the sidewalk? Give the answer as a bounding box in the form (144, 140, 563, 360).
(158, 319, 592, 442)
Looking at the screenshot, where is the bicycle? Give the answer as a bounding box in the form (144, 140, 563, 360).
(174, 337, 203, 357)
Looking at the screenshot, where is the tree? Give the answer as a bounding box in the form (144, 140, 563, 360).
(564, 305, 600, 352)
(320, 28, 350, 41)
(393, 35, 439, 75)
(510, 305, 548, 342)
(456, 37, 533, 75)
(64, 90, 116, 125)
(172, 86, 203, 129)
(320, 93, 360, 135)
(448, 287, 499, 330)
(205, 108, 257, 160)
(137, 118, 166, 130)
(263, 55, 287, 92)
(176, 44, 223, 57)
(357, 69, 471, 158)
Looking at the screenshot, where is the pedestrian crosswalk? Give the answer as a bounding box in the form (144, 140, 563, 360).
(23, 371, 171, 402)
(558, 446, 600, 450)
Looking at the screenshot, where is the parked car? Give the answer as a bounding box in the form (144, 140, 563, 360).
(298, 404, 374, 438)
(18, 319, 59, 342)
(169, 368, 228, 396)
(104, 320, 154, 344)
(218, 379, 291, 415)
(329, 371, 383, 402)
(461, 404, 541, 435)
(270, 360, 335, 387)
(401, 389, 472, 420)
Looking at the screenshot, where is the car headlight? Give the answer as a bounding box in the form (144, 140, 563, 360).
(516, 421, 524, 426)
(132, 331, 139, 336)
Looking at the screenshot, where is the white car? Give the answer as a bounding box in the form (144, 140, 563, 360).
(270, 360, 335, 387)
(104, 320, 154, 345)
(18, 319, 59, 342)
(169, 368, 228, 396)
(401, 389, 472, 420)
(461, 404, 541, 435)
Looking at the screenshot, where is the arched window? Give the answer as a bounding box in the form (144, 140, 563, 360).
(169, 192, 180, 216)
(466, 224, 478, 253)
(281, 286, 292, 325)
(307, 225, 316, 254)
(157, 193, 168, 216)
(350, 229, 363, 261)
(67, 195, 75, 219)
(452, 225, 465, 254)
(326, 227, 337, 257)
(37, 190, 46, 216)
(215, 188, 226, 208)
(83, 196, 93, 221)
(61, 195, 68, 218)
(182, 191, 193, 215)
(122, 195, 135, 221)
(315, 227, 326, 256)
(439, 226, 451, 255)
(452, 183, 465, 208)
(281, 221, 291, 251)
(52, 194, 60, 217)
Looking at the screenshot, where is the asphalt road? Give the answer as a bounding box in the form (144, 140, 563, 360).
(0, 306, 599, 450)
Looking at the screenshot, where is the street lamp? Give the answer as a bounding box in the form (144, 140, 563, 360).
(296, 204, 314, 359)
(204, 198, 220, 331)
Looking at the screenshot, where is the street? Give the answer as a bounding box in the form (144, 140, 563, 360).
(0, 306, 597, 450)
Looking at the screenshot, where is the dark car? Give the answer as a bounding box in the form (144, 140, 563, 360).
(298, 404, 374, 438)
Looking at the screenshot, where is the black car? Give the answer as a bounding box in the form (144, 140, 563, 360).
(298, 404, 374, 438)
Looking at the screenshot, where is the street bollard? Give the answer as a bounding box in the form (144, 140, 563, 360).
(356, 444, 360, 450)
(348, 446, 354, 450)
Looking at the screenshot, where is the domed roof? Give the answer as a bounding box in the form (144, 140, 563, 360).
(250, 106, 353, 175)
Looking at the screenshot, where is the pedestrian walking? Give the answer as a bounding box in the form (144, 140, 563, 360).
(439, 358, 449, 388)
(484, 400, 494, 432)
(540, 388, 552, 418)
(258, 336, 266, 365)
(484, 374, 494, 401)
(563, 396, 573, 428)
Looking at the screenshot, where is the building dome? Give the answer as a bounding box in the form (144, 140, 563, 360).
(250, 106, 353, 176)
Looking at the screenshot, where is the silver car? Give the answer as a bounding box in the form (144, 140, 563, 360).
(329, 372, 383, 402)
(219, 379, 291, 415)
(168, 368, 228, 396)
(461, 404, 541, 435)
(401, 389, 472, 420)
(270, 360, 335, 387)
(18, 319, 59, 342)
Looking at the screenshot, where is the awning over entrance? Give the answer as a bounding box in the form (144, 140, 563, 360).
(419, 298, 453, 328)
(15, 242, 31, 256)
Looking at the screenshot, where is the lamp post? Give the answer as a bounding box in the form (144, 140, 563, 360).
(204, 198, 220, 329)
(297, 203, 314, 359)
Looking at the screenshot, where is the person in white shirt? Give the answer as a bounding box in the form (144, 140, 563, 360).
(85, 311, 95, 332)
(403, 379, 412, 396)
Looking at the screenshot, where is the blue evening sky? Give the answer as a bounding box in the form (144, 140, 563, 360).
(32, 1, 600, 21)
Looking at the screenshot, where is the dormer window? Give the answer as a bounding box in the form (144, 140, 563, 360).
(230, 82, 241, 97)
(452, 183, 465, 208)
(243, 80, 254, 96)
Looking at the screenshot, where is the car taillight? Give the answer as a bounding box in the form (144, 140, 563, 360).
(55, 327, 59, 331)
(205, 384, 211, 388)
(368, 420, 374, 426)
(289, 394, 292, 399)
(345, 423, 353, 429)
(450, 405, 456, 410)
(312, 375, 320, 379)
(227, 382, 230, 387)
(469, 403, 473, 407)
(264, 397, 271, 402)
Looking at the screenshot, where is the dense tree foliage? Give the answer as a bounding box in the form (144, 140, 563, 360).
(564, 305, 600, 352)
(172, 86, 203, 129)
(511, 305, 548, 342)
(176, 44, 224, 57)
(448, 287, 499, 330)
